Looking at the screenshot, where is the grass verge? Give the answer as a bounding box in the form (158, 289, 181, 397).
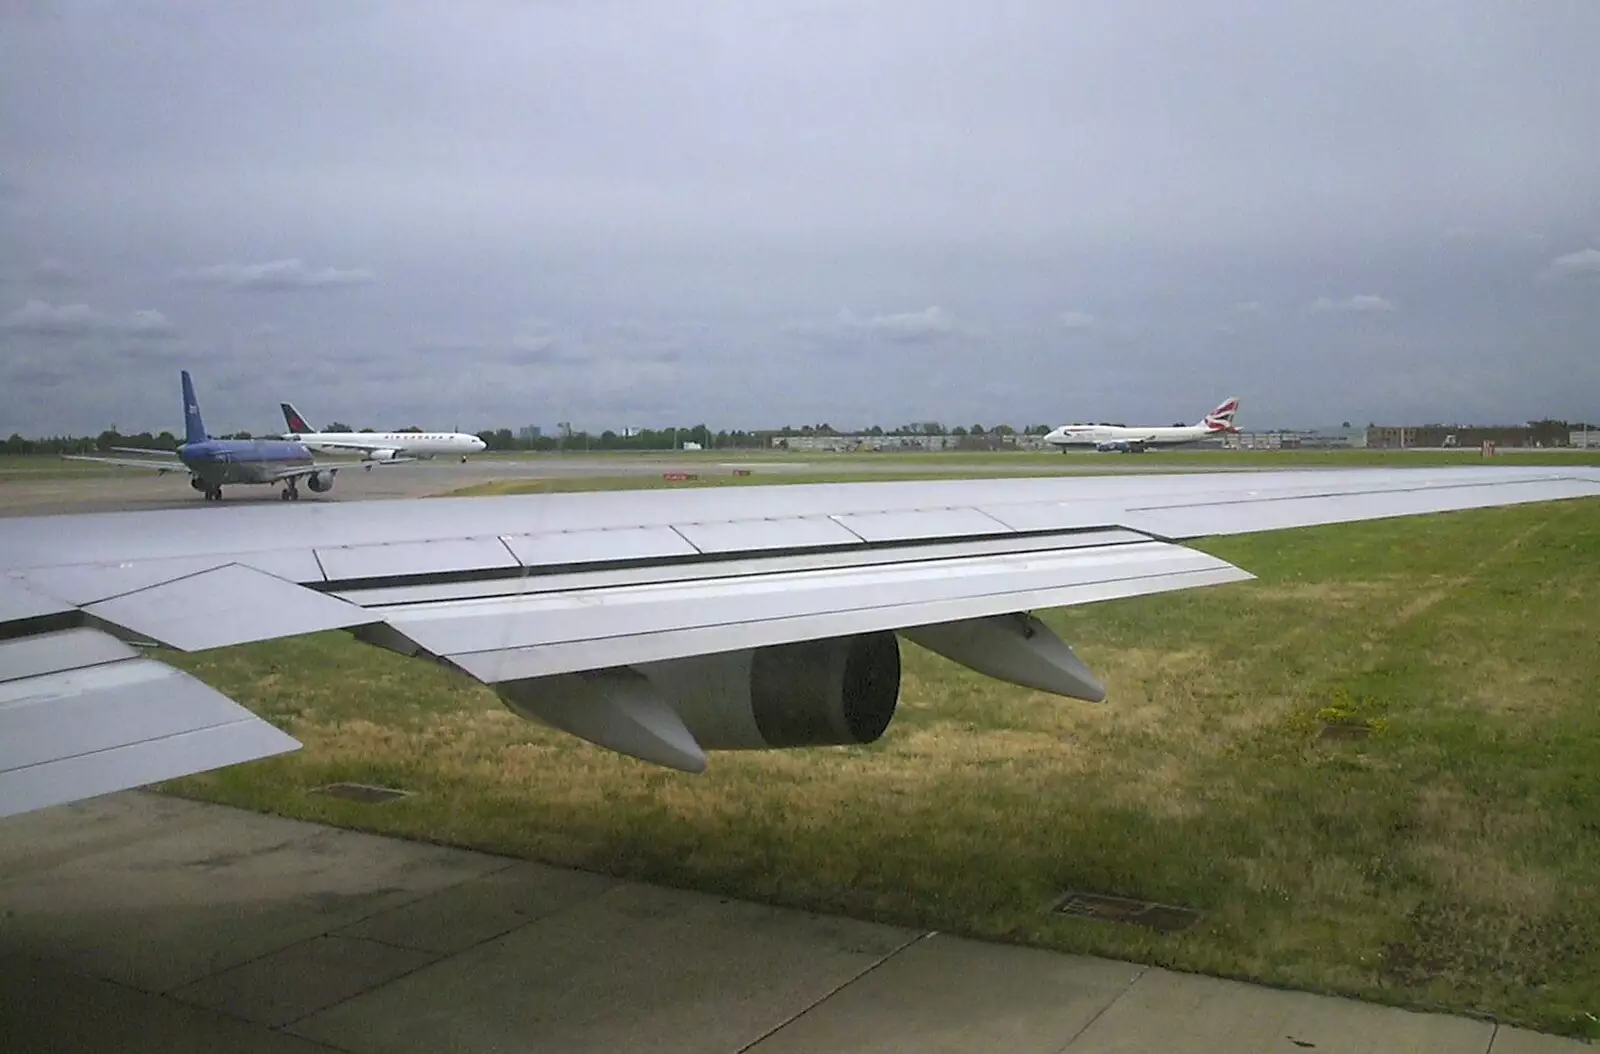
(155, 493, 1600, 1036)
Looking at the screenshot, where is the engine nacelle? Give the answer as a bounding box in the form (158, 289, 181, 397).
(305, 471, 334, 493)
(492, 632, 902, 772)
(364, 448, 400, 461)
(189, 476, 208, 492)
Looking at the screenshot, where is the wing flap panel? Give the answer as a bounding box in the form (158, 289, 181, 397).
(449, 561, 1249, 684)
(84, 564, 371, 651)
(673, 516, 863, 554)
(0, 644, 300, 818)
(499, 525, 699, 568)
(0, 628, 137, 683)
(0, 579, 74, 625)
(830, 507, 1015, 543)
(373, 539, 1250, 682)
(317, 537, 519, 581)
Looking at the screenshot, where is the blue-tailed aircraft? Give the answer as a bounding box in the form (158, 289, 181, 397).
(65, 370, 350, 501)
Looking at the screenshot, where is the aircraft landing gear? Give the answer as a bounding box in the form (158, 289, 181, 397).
(280, 481, 300, 501)
(203, 486, 223, 502)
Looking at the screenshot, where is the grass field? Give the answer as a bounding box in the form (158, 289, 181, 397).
(0, 455, 115, 481)
(145, 463, 1600, 1036)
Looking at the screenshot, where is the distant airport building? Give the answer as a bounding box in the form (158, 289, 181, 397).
(1365, 424, 1567, 449)
(1223, 427, 1361, 450)
(518, 425, 542, 441)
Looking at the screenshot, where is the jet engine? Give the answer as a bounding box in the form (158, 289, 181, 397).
(305, 471, 334, 493)
(189, 477, 208, 492)
(493, 632, 901, 772)
(364, 448, 401, 461)
(448, 614, 1102, 773)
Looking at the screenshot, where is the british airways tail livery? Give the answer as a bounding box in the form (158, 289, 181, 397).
(64, 371, 350, 501)
(1044, 396, 1241, 454)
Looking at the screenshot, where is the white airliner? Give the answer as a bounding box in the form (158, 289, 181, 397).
(279, 402, 487, 463)
(1044, 397, 1241, 453)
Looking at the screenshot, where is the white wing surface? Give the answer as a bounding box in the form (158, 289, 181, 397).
(2, 465, 1596, 814)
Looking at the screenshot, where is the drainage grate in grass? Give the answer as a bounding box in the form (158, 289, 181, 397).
(310, 782, 413, 804)
(1053, 891, 1202, 933)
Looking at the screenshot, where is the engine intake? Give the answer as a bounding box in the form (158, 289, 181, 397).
(748, 631, 900, 747)
(306, 471, 334, 493)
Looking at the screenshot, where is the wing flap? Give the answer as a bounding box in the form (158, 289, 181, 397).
(60, 455, 186, 474)
(84, 564, 372, 651)
(500, 526, 699, 568)
(18, 548, 327, 605)
(0, 578, 74, 626)
(368, 537, 1251, 682)
(0, 629, 299, 819)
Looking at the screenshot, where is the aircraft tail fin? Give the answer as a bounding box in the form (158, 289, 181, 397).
(281, 402, 312, 435)
(181, 370, 207, 445)
(1201, 396, 1241, 432)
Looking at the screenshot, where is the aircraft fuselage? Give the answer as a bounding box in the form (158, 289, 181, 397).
(178, 439, 314, 486)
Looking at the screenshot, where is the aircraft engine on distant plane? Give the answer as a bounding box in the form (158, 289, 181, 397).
(364, 448, 401, 461)
(306, 471, 334, 493)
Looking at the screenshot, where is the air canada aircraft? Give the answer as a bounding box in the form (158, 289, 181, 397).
(63, 371, 352, 501)
(279, 402, 487, 463)
(2, 461, 1598, 820)
(1044, 397, 1241, 453)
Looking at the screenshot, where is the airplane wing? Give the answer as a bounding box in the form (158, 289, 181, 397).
(3, 465, 1598, 817)
(108, 447, 181, 457)
(269, 459, 410, 482)
(61, 454, 187, 476)
(297, 442, 419, 461)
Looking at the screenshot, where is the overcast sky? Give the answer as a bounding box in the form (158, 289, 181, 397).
(3, 0, 1597, 436)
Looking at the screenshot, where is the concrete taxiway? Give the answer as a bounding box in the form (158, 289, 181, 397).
(0, 451, 1266, 517)
(1, 792, 1585, 1054)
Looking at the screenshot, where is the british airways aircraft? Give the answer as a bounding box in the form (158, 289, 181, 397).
(65, 370, 350, 501)
(1044, 397, 1241, 453)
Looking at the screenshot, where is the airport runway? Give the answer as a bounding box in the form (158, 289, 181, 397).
(0, 452, 1260, 517)
(0, 792, 1577, 1054)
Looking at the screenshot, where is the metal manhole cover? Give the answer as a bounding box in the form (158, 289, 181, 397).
(310, 782, 412, 804)
(1053, 891, 1202, 933)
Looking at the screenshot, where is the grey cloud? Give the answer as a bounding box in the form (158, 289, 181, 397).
(28, 258, 81, 286)
(4, 299, 98, 335)
(1058, 311, 1096, 330)
(2, 299, 177, 338)
(175, 259, 376, 291)
(2, 2, 1597, 435)
(1307, 295, 1396, 315)
(846, 306, 958, 343)
(1543, 248, 1600, 283)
